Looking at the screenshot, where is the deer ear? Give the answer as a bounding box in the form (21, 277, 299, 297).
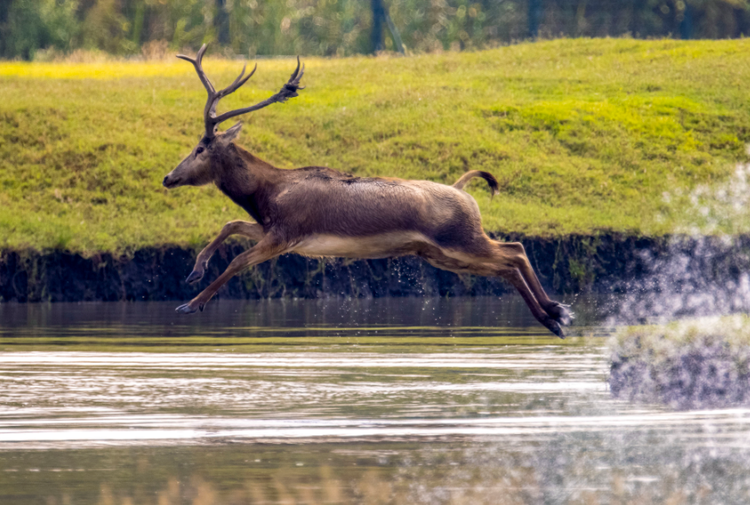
(221, 122, 243, 143)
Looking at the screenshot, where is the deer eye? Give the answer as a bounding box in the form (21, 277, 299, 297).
(195, 146, 205, 156)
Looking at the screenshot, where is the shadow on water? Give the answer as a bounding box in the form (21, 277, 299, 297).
(1, 297, 750, 504)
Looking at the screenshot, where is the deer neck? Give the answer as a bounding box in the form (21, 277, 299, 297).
(213, 144, 279, 226)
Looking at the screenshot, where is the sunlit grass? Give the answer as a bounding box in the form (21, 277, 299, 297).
(2, 38, 750, 254)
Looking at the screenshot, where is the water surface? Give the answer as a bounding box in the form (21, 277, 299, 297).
(1, 297, 750, 504)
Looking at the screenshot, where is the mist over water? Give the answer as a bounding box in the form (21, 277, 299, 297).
(604, 235, 750, 325)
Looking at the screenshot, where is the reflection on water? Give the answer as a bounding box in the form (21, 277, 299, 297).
(1, 297, 749, 504)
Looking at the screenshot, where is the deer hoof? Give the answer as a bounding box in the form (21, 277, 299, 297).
(548, 303, 574, 327)
(549, 321, 565, 339)
(175, 303, 198, 314)
(186, 269, 204, 284)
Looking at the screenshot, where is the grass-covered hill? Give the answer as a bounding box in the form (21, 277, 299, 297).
(1, 38, 750, 255)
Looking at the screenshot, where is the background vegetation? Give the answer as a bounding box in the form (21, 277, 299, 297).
(0, 0, 748, 61)
(1, 38, 750, 254)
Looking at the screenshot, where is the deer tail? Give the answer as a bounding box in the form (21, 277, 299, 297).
(452, 170, 500, 197)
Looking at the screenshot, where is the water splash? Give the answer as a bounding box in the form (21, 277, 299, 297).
(606, 162, 750, 325)
(674, 156, 750, 236)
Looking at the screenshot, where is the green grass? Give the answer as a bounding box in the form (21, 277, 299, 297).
(2, 38, 750, 255)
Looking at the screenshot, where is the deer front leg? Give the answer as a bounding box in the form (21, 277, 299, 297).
(176, 236, 289, 314)
(187, 221, 265, 284)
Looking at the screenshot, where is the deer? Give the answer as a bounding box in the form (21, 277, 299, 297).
(162, 45, 573, 337)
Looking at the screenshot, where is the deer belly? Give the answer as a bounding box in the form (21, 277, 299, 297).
(294, 232, 429, 259)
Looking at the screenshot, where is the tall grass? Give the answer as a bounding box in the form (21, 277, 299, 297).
(2, 39, 750, 255)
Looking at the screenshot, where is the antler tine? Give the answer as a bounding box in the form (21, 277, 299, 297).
(286, 57, 305, 91)
(194, 44, 216, 94)
(224, 63, 247, 96)
(177, 44, 222, 137)
(205, 63, 258, 126)
(179, 46, 304, 133)
(217, 63, 258, 99)
(290, 56, 301, 80)
(177, 44, 216, 95)
(211, 57, 306, 126)
(296, 63, 306, 90)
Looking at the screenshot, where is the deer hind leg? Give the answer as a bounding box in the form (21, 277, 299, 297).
(187, 221, 265, 284)
(416, 243, 566, 338)
(500, 267, 564, 338)
(176, 235, 288, 314)
(492, 241, 573, 327)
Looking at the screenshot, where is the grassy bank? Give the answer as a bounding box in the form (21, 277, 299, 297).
(610, 316, 750, 408)
(2, 38, 750, 255)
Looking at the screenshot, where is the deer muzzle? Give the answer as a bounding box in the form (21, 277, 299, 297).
(163, 174, 180, 189)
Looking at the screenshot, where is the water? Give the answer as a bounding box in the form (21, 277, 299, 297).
(1, 298, 750, 504)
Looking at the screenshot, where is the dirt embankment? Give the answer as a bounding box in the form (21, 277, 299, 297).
(2, 234, 750, 304)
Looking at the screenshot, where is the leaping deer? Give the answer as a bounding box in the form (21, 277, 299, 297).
(162, 45, 572, 337)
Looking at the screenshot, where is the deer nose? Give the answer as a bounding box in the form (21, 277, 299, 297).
(162, 175, 170, 187)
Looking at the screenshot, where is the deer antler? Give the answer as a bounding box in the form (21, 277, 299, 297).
(177, 44, 304, 139)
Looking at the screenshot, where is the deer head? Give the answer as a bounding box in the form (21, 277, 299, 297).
(163, 44, 304, 189)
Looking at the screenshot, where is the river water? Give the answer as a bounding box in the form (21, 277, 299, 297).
(1, 297, 750, 504)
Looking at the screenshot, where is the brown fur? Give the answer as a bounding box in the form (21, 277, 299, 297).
(452, 170, 500, 196)
(163, 48, 569, 336)
(163, 133, 572, 337)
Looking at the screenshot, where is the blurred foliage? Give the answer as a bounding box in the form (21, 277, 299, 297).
(0, 0, 748, 60)
(1, 39, 750, 253)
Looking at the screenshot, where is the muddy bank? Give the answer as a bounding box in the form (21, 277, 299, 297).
(2, 234, 750, 304)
